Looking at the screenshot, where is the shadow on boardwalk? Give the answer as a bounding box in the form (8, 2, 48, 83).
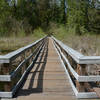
(14, 39, 49, 98)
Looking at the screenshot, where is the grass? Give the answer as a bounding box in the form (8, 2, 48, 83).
(50, 23, 100, 56)
(0, 23, 100, 56)
(51, 23, 100, 79)
(0, 28, 45, 55)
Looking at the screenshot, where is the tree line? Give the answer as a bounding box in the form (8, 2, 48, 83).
(67, 0, 100, 35)
(0, 0, 100, 36)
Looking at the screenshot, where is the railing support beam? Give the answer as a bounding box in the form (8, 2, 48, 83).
(2, 63, 12, 92)
(76, 64, 86, 92)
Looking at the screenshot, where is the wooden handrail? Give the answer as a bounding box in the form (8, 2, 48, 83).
(52, 36, 100, 99)
(52, 36, 100, 64)
(0, 36, 46, 63)
(0, 36, 47, 98)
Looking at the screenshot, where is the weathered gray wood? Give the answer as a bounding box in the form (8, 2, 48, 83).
(79, 56, 100, 64)
(0, 56, 10, 63)
(12, 39, 45, 97)
(52, 36, 83, 63)
(76, 64, 85, 92)
(0, 75, 11, 82)
(0, 38, 45, 98)
(52, 36, 100, 64)
(0, 37, 45, 82)
(54, 40, 98, 99)
(0, 36, 100, 99)
(0, 37, 46, 63)
(0, 48, 43, 81)
(54, 41, 100, 82)
(54, 42, 79, 79)
(0, 92, 12, 98)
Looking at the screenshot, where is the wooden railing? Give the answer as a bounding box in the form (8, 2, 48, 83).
(0, 36, 47, 98)
(52, 36, 100, 99)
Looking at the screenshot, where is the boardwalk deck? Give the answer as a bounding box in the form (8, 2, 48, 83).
(0, 38, 75, 100)
(1, 38, 100, 100)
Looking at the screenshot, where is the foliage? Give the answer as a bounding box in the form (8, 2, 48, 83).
(33, 27, 45, 38)
(0, 0, 11, 36)
(0, 0, 99, 37)
(88, 8, 100, 33)
(66, 0, 100, 34)
(66, 0, 89, 35)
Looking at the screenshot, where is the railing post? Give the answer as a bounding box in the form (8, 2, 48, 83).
(76, 64, 86, 92)
(25, 50, 29, 69)
(29, 48, 33, 63)
(2, 63, 11, 92)
(4, 82, 11, 92)
(21, 52, 25, 74)
(2, 63, 11, 75)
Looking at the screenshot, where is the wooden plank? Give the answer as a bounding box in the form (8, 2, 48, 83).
(0, 56, 10, 63)
(77, 92, 98, 98)
(0, 75, 11, 82)
(78, 75, 100, 82)
(1, 63, 12, 92)
(76, 64, 85, 92)
(0, 92, 12, 98)
(79, 56, 100, 64)
(21, 52, 25, 74)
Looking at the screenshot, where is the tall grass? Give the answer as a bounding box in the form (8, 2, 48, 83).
(50, 22, 100, 56)
(33, 27, 45, 38)
(0, 27, 45, 55)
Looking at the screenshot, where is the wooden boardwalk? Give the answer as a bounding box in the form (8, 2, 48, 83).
(1, 38, 76, 100)
(1, 37, 100, 100)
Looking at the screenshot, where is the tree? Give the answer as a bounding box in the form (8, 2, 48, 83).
(0, 0, 11, 36)
(59, 0, 66, 24)
(66, 0, 89, 34)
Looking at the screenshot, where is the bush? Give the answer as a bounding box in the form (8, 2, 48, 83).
(33, 27, 45, 38)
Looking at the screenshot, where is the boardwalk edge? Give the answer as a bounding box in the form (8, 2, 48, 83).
(53, 39, 98, 99)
